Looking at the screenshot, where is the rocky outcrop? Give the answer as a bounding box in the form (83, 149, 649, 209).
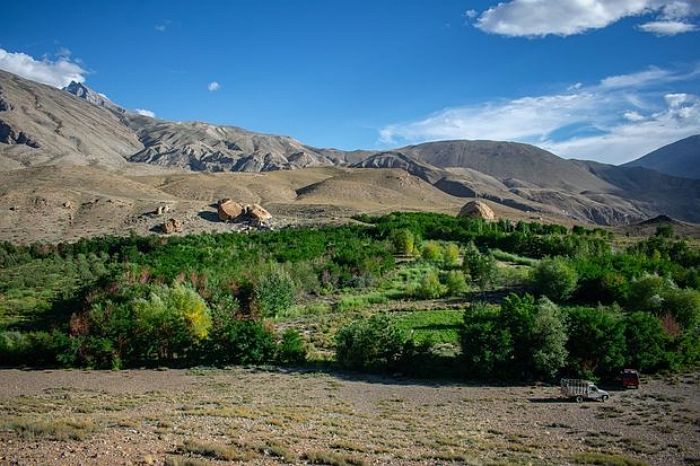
(0, 119, 40, 148)
(63, 81, 125, 113)
(459, 200, 496, 221)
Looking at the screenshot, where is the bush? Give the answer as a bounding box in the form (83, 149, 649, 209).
(206, 318, 275, 365)
(445, 270, 469, 296)
(131, 283, 212, 361)
(254, 265, 296, 317)
(442, 243, 461, 268)
(335, 314, 406, 371)
(275, 329, 307, 365)
(391, 229, 415, 256)
(421, 241, 443, 263)
(531, 257, 578, 301)
(416, 271, 447, 299)
(661, 287, 700, 329)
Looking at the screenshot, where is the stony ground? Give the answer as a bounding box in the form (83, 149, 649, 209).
(0, 368, 698, 466)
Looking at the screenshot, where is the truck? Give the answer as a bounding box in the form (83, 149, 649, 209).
(560, 379, 610, 402)
(621, 369, 640, 389)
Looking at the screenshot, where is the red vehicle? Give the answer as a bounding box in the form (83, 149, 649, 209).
(621, 369, 640, 388)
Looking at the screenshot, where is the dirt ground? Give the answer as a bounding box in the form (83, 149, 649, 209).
(0, 368, 698, 466)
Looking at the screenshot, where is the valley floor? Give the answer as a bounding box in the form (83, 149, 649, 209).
(0, 368, 697, 466)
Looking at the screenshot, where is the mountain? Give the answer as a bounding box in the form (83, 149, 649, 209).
(1, 69, 699, 233)
(623, 135, 700, 179)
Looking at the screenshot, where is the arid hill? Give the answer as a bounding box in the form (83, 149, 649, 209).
(623, 134, 700, 180)
(1, 69, 699, 240)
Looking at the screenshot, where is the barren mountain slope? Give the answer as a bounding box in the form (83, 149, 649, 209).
(0, 70, 142, 170)
(623, 134, 700, 179)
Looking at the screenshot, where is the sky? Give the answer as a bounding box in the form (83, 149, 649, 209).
(1, 0, 699, 164)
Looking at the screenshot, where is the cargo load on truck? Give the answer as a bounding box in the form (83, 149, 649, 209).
(560, 379, 610, 402)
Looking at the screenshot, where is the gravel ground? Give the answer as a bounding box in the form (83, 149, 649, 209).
(0, 368, 698, 465)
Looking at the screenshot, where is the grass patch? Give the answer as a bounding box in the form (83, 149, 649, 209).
(165, 457, 213, 466)
(8, 417, 95, 441)
(335, 292, 389, 312)
(491, 249, 538, 267)
(180, 439, 241, 461)
(571, 452, 648, 466)
(394, 309, 463, 345)
(303, 450, 366, 466)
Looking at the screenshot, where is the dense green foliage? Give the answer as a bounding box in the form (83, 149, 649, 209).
(1, 211, 698, 381)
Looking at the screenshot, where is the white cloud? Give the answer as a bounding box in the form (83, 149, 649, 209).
(639, 20, 699, 35)
(623, 110, 646, 121)
(464, 9, 478, 19)
(378, 65, 700, 164)
(155, 24, 167, 32)
(0, 48, 86, 88)
(208, 81, 221, 92)
(472, 0, 700, 37)
(135, 108, 156, 118)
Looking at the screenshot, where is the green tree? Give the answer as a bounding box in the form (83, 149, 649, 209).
(463, 243, 498, 291)
(566, 306, 627, 378)
(530, 297, 568, 378)
(624, 312, 669, 372)
(531, 257, 578, 301)
(461, 302, 513, 378)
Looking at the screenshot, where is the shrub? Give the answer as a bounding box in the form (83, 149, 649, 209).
(131, 283, 212, 361)
(661, 287, 700, 329)
(392, 229, 415, 256)
(442, 243, 461, 268)
(421, 241, 443, 263)
(445, 270, 469, 296)
(417, 271, 447, 299)
(335, 314, 406, 371)
(275, 329, 307, 365)
(254, 265, 296, 317)
(206, 318, 275, 365)
(531, 257, 578, 301)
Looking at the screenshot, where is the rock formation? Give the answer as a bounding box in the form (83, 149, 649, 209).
(459, 200, 496, 221)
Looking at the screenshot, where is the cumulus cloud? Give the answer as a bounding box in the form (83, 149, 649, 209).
(0, 48, 86, 88)
(378, 65, 700, 164)
(472, 0, 700, 37)
(207, 81, 221, 92)
(135, 108, 156, 118)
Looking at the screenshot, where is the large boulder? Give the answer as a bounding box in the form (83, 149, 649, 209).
(217, 198, 245, 221)
(247, 203, 272, 223)
(459, 200, 495, 221)
(161, 218, 183, 234)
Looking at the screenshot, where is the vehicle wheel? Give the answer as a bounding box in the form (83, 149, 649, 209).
(575, 396, 583, 403)
(602, 395, 609, 402)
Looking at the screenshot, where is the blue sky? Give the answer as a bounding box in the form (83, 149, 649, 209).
(1, 0, 699, 163)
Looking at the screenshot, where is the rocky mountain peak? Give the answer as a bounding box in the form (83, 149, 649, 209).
(63, 81, 124, 113)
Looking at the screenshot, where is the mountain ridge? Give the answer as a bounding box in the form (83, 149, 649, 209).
(1, 70, 698, 228)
